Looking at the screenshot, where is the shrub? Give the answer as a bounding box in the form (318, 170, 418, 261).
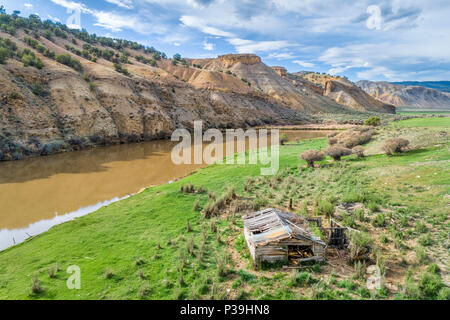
(415, 221, 427, 234)
(415, 246, 429, 265)
(279, 133, 289, 145)
(355, 208, 365, 222)
(364, 116, 381, 126)
(20, 49, 43, 69)
(55, 53, 83, 71)
(382, 138, 410, 155)
(300, 150, 324, 168)
(30, 276, 43, 294)
(288, 271, 315, 287)
(31, 83, 43, 96)
(372, 213, 386, 227)
(0, 47, 11, 64)
(315, 199, 334, 217)
(368, 202, 380, 212)
(418, 234, 433, 246)
(325, 146, 353, 161)
(113, 63, 130, 76)
(352, 146, 365, 158)
(348, 232, 372, 262)
(418, 272, 444, 299)
(89, 82, 97, 92)
(427, 263, 441, 275)
(9, 91, 19, 99)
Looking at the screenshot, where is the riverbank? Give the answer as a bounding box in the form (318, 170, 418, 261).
(0, 117, 448, 300)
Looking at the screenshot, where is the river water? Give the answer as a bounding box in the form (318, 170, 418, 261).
(0, 130, 334, 250)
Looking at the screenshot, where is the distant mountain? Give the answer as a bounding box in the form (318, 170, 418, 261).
(357, 81, 450, 110)
(391, 81, 450, 93)
(289, 73, 395, 114)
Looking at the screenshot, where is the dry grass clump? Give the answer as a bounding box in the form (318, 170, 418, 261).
(299, 150, 325, 168)
(382, 138, 410, 155)
(202, 187, 237, 218)
(352, 146, 365, 158)
(325, 146, 353, 161)
(332, 128, 375, 149)
(30, 276, 43, 294)
(328, 137, 338, 146)
(180, 183, 206, 194)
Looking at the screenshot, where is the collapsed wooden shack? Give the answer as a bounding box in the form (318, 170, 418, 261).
(243, 208, 327, 266)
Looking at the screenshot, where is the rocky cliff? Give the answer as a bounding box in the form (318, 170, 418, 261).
(357, 80, 450, 110)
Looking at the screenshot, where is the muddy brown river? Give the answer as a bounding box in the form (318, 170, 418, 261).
(0, 130, 334, 250)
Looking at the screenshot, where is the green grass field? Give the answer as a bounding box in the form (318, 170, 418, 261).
(397, 111, 450, 115)
(391, 117, 450, 128)
(0, 117, 448, 300)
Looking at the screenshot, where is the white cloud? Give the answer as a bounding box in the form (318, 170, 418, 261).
(24, 3, 33, 9)
(268, 52, 296, 60)
(228, 38, 294, 53)
(51, 0, 162, 34)
(51, 0, 92, 13)
(293, 60, 315, 68)
(105, 0, 134, 9)
(203, 40, 214, 51)
(180, 16, 235, 37)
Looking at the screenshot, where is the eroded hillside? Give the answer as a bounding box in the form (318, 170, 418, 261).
(0, 13, 395, 161)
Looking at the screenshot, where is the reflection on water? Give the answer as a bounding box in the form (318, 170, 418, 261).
(0, 130, 334, 251)
(0, 196, 129, 251)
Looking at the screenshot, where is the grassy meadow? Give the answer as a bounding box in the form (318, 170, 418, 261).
(0, 117, 448, 300)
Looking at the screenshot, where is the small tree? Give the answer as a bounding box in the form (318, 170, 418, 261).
(364, 116, 381, 126)
(280, 133, 289, 145)
(325, 146, 353, 161)
(382, 138, 410, 155)
(300, 150, 324, 168)
(352, 146, 365, 158)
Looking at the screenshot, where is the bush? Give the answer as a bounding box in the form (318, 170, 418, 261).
(300, 150, 324, 168)
(20, 49, 43, 69)
(348, 232, 372, 262)
(113, 63, 130, 76)
(9, 91, 19, 99)
(325, 146, 353, 161)
(352, 146, 365, 158)
(382, 138, 410, 155)
(315, 199, 334, 217)
(372, 213, 386, 227)
(418, 272, 444, 299)
(279, 133, 289, 145)
(364, 116, 381, 126)
(31, 83, 43, 96)
(55, 53, 83, 71)
(0, 47, 10, 64)
(415, 246, 429, 265)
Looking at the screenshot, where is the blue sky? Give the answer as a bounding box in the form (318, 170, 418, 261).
(3, 0, 450, 81)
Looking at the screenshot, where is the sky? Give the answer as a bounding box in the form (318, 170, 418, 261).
(2, 0, 450, 82)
